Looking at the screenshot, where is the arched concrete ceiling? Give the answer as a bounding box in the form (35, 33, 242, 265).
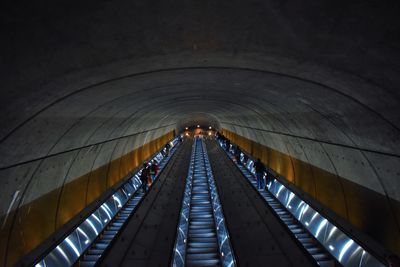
(1, 0, 400, 263)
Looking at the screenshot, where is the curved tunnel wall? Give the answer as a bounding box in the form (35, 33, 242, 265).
(0, 130, 175, 267)
(221, 127, 400, 257)
(0, 66, 399, 266)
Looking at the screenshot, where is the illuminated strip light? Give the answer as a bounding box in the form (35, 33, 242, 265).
(299, 204, 309, 221)
(56, 246, 70, 264)
(339, 240, 354, 261)
(101, 204, 112, 219)
(92, 214, 102, 224)
(113, 195, 122, 208)
(175, 248, 184, 262)
(310, 211, 319, 223)
(315, 219, 328, 238)
(328, 226, 337, 240)
(286, 192, 295, 207)
(86, 218, 99, 235)
(220, 235, 228, 246)
(276, 185, 284, 197)
(65, 237, 80, 257)
(359, 250, 366, 266)
(102, 203, 113, 219)
(77, 227, 90, 245)
(35, 262, 46, 267)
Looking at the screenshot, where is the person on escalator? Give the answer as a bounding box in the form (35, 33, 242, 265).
(235, 146, 242, 164)
(140, 163, 151, 193)
(254, 158, 266, 190)
(243, 152, 248, 165)
(165, 143, 171, 156)
(225, 139, 231, 153)
(150, 160, 159, 181)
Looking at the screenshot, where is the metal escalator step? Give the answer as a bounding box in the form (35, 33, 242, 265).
(302, 243, 316, 249)
(84, 254, 101, 261)
(189, 225, 214, 230)
(188, 237, 218, 243)
(316, 260, 335, 267)
(101, 234, 115, 240)
(120, 210, 133, 214)
(288, 225, 302, 230)
(187, 247, 219, 254)
(191, 200, 210, 204)
(80, 261, 96, 267)
(186, 258, 221, 267)
(191, 207, 212, 212)
(98, 238, 112, 245)
(306, 247, 323, 254)
(108, 226, 121, 231)
(186, 252, 220, 260)
(93, 243, 109, 249)
(188, 232, 216, 238)
(187, 242, 219, 248)
(298, 237, 314, 243)
(291, 228, 306, 234)
(190, 214, 213, 218)
(312, 253, 331, 261)
(87, 249, 103, 255)
(189, 228, 216, 233)
(104, 230, 118, 235)
(295, 233, 310, 239)
(189, 219, 214, 224)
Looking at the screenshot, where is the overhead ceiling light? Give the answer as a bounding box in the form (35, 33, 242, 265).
(209, 126, 212, 129)
(185, 127, 188, 130)
(197, 125, 200, 128)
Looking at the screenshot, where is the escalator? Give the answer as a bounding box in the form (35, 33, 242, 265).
(185, 139, 220, 266)
(172, 138, 235, 267)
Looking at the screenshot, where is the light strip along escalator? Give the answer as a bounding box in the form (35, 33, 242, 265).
(172, 138, 236, 267)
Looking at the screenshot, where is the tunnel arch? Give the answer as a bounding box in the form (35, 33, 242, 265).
(1, 66, 399, 266)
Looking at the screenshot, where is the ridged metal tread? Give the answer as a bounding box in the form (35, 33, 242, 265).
(186, 140, 221, 267)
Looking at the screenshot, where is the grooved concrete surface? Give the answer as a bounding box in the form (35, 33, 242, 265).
(100, 140, 192, 267)
(206, 140, 315, 267)
(1, 0, 400, 263)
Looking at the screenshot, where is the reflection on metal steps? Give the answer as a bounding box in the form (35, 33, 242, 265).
(172, 138, 235, 267)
